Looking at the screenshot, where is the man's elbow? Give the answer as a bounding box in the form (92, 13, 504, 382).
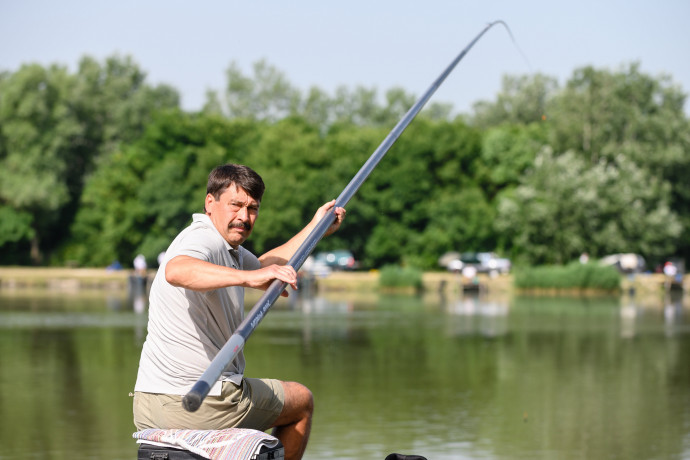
(165, 256, 186, 287)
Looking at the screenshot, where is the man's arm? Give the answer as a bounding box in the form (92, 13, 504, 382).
(166, 255, 298, 294)
(258, 200, 346, 267)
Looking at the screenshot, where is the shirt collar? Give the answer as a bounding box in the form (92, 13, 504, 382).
(192, 212, 240, 254)
(193, 213, 243, 266)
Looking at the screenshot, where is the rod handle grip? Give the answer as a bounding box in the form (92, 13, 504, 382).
(182, 381, 211, 412)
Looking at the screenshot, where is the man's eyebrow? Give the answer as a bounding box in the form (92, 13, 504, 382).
(231, 200, 260, 208)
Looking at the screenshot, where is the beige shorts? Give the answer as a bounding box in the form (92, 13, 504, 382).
(133, 378, 285, 432)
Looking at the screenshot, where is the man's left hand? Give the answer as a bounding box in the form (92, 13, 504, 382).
(314, 200, 346, 236)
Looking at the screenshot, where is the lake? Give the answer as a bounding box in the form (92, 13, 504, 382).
(0, 287, 688, 460)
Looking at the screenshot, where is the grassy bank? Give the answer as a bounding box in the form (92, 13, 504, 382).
(514, 262, 622, 294)
(0, 267, 131, 290)
(0, 266, 506, 294)
(0, 267, 685, 303)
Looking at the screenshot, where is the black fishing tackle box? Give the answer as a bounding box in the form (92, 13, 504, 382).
(137, 441, 284, 460)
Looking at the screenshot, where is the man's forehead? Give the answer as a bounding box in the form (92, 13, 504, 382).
(222, 184, 260, 204)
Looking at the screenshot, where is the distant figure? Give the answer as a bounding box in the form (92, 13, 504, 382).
(462, 265, 477, 280)
(663, 261, 677, 278)
(106, 260, 123, 271)
(133, 254, 148, 276)
(579, 252, 589, 264)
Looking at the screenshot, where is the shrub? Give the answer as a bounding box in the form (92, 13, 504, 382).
(378, 265, 423, 290)
(514, 262, 621, 291)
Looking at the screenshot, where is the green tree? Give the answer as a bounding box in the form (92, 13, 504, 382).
(475, 64, 688, 265)
(214, 60, 301, 121)
(0, 56, 179, 265)
(548, 63, 686, 165)
(496, 148, 682, 265)
(0, 63, 79, 263)
(471, 74, 558, 128)
(67, 111, 256, 266)
(347, 118, 483, 268)
(547, 63, 689, 261)
(476, 122, 548, 199)
(73, 55, 180, 156)
(242, 117, 331, 255)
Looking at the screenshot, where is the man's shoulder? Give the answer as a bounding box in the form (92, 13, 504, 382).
(185, 214, 222, 239)
(167, 214, 226, 255)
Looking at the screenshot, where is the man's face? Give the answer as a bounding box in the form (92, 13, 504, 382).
(205, 184, 260, 248)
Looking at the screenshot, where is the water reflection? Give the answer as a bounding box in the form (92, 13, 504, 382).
(442, 292, 510, 338)
(298, 295, 354, 315)
(619, 289, 687, 339)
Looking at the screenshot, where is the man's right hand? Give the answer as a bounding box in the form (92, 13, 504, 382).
(241, 264, 298, 297)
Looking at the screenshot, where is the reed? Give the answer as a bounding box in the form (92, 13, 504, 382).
(514, 262, 621, 292)
(378, 265, 424, 290)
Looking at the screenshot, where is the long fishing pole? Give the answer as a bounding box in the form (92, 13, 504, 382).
(183, 20, 509, 412)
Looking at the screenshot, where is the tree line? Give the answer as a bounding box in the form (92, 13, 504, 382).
(0, 56, 687, 270)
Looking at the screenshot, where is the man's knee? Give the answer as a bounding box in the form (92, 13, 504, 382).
(276, 381, 313, 425)
(287, 381, 313, 411)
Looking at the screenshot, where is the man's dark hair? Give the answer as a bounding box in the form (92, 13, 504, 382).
(207, 164, 265, 202)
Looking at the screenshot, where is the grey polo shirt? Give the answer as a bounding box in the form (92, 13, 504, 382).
(134, 213, 261, 396)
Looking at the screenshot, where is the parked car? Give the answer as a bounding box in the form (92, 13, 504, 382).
(463, 252, 511, 274)
(300, 255, 332, 278)
(440, 251, 511, 275)
(599, 253, 646, 274)
(313, 249, 357, 270)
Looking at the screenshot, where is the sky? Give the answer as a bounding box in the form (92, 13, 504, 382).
(1, 0, 689, 115)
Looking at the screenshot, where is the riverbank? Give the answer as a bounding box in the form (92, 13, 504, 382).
(1, 266, 686, 300)
(0, 267, 131, 290)
(0, 266, 502, 294)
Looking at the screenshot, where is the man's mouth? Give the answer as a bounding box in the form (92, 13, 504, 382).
(229, 222, 252, 232)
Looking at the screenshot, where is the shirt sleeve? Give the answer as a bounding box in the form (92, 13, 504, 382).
(172, 225, 217, 263)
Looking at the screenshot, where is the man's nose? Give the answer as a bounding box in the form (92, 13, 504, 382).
(237, 206, 249, 220)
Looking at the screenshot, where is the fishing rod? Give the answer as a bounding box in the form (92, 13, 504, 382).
(183, 20, 510, 412)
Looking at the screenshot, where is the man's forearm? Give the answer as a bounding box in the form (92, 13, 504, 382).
(165, 255, 245, 291)
(258, 200, 344, 268)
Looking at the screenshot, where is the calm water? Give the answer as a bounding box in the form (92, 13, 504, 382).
(0, 288, 689, 460)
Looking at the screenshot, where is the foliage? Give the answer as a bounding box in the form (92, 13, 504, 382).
(471, 73, 558, 128)
(544, 63, 690, 263)
(496, 148, 682, 265)
(514, 262, 621, 291)
(66, 111, 255, 266)
(0, 55, 179, 265)
(206, 59, 453, 131)
(480, 63, 688, 265)
(378, 265, 423, 290)
(1, 55, 688, 270)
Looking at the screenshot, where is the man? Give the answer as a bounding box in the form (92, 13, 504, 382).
(133, 164, 346, 460)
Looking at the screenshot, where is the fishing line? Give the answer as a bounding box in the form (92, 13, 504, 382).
(494, 20, 533, 72)
(492, 20, 548, 122)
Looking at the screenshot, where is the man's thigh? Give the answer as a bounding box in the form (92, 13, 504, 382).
(133, 378, 284, 431)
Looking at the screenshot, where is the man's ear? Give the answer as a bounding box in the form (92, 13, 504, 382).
(204, 193, 215, 214)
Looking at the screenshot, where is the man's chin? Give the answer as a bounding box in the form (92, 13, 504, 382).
(227, 230, 251, 247)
